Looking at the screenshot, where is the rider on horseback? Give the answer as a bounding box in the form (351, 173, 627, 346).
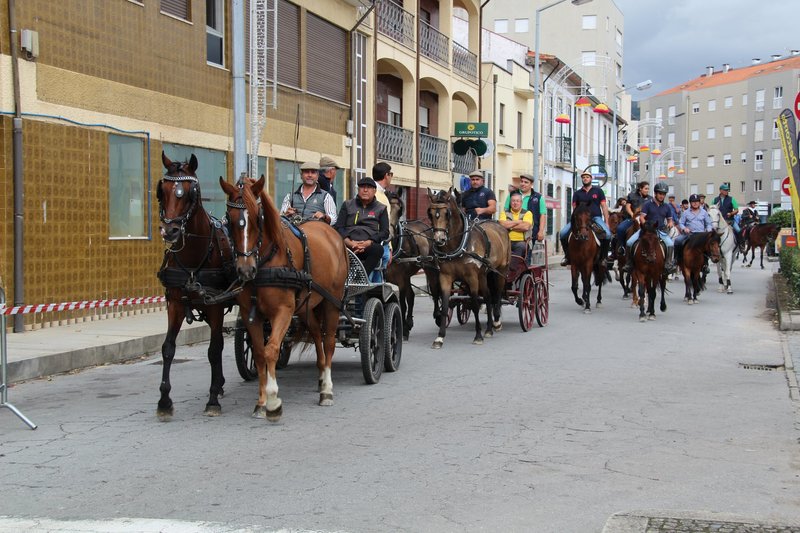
(740, 200, 759, 241)
(675, 193, 713, 271)
(622, 182, 678, 275)
(559, 171, 612, 267)
(712, 184, 742, 250)
(614, 180, 651, 258)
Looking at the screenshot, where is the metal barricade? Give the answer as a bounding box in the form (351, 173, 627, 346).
(0, 287, 37, 429)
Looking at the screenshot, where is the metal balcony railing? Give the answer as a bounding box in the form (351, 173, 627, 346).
(452, 152, 476, 175)
(419, 21, 449, 67)
(377, 122, 414, 166)
(420, 133, 449, 170)
(377, 0, 415, 50)
(555, 136, 571, 164)
(452, 42, 477, 83)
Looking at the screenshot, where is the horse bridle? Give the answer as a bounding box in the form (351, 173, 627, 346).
(428, 200, 471, 259)
(225, 188, 264, 261)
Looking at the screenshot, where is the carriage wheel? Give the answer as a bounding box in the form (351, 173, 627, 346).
(276, 340, 292, 370)
(234, 318, 257, 381)
(517, 273, 535, 332)
(360, 298, 385, 384)
(457, 301, 470, 325)
(534, 277, 549, 327)
(442, 302, 454, 327)
(383, 302, 402, 373)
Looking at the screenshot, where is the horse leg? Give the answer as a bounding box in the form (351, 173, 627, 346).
(659, 276, 668, 313)
(470, 277, 486, 345)
(683, 267, 692, 303)
(490, 272, 504, 332)
(648, 281, 657, 319)
(252, 310, 292, 422)
(316, 302, 339, 406)
(157, 301, 184, 420)
(759, 245, 765, 269)
(596, 269, 603, 308)
(582, 268, 592, 314)
(203, 308, 225, 416)
(571, 266, 583, 306)
(638, 277, 646, 321)
(432, 274, 453, 349)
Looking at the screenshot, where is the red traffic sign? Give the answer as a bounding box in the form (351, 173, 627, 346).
(795, 92, 800, 120)
(783, 176, 791, 196)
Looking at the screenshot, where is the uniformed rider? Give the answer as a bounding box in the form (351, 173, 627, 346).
(559, 171, 612, 267)
(280, 161, 337, 224)
(622, 181, 677, 275)
(461, 170, 497, 221)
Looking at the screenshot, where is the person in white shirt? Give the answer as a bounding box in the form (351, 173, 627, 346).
(280, 161, 337, 224)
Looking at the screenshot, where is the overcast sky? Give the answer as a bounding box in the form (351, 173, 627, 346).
(615, 0, 798, 100)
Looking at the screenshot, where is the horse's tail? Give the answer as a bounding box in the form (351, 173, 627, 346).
(593, 259, 607, 286)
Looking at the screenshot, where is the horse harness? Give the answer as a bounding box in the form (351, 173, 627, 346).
(430, 203, 497, 273)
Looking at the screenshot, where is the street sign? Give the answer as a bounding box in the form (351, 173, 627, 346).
(795, 92, 800, 120)
(454, 122, 489, 137)
(782, 176, 791, 196)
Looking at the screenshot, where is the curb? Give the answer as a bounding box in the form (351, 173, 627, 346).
(603, 510, 800, 533)
(772, 273, 800, 331)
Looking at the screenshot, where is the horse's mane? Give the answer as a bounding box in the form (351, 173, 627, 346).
(571, 204, 591, 225)
(241, 178, 284, 250)
(685, 230, 719, 249)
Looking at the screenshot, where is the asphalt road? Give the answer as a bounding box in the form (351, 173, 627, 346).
(1, 262, 798, 532)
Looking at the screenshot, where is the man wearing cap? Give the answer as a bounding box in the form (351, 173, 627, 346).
(740, 200, 759, 241)
(615, 181, 651, 257)
(698, 193, 708, 211)
(281, 161, 337, 224)
(622, 181, 677, 274)
(334, 177, 389, 275)
(712, 184, 742, 248)
(318, 156, 341, 205)
(499, 191, 533, 257)
(461, 170, 497, 221)
(667, 194, 680, 221)
(674, 193, 713, 266)
(503, 174, 546, 242)
(559, 171, 611, 267)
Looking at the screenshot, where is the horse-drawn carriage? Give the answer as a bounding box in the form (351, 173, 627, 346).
(233, 247, 402, 385)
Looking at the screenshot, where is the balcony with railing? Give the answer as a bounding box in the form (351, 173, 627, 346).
(420, 133, 449, 170)
(419, 21, 449, 67)
(452, 42, 477, 83)
(377, 122, 414, 166)
(377, 0, 415, 50)
(555, 136, 572, 164)
(452, 152, 477, 175)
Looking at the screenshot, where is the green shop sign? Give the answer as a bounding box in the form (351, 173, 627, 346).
(454, 122, 489, 137)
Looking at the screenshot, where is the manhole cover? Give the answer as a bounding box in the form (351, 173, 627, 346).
(738, 362, 785, 371)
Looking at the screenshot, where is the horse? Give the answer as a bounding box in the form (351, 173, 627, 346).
(219, 176, 348, 421)
(385, 195, 438, 340)
(155, 152, 235, 420)
(677, 231, 721, 304)
(426, 188, 510, 348)
(567, 205, 607, 313)
(742, 222, 779, 269)
(607, 211, 635, 299)
(708, 205, 737, 294)
(631, 221, 667, 321)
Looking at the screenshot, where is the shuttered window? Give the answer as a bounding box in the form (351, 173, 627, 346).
(268, 0, 300, 88)
(306, 12, 348, 103)
(161, 0, 190, 20)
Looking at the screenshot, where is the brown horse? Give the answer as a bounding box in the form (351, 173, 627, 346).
(631, 221, 667, 321)
(427, 188, 510, 348)
(219, 176, 348, 422)
(155, 152, 235, 420)
(742, 223, 779, 269)
(567, 205, 607, 313)
(385, 195, 438, 340)
(677, 231, 721, 304)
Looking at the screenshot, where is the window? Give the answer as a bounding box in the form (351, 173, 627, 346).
(723, 125, 732, 138)
(707, 155, 715, 167)
(514, 18, 528, 32)
(692, 102, 700, 114)
(707, 127, 715, 139)
(582, 15, 597, 29)
(109, 135, 145, 238)
(772, 121, 780, 140)
(655, 108, 662, 120)
(706, 183, 714, 194)
(667, 105, 676, 125)
(754, 120, 764, 142)
(691, 129, 699, 141)
(754, 180, 763, 192)
(494, 19, 508, 33)
(581, 51, 596, 66)
(724, 96, 733, 108)
(691, 157, 699, 168)
(741, 122, 747, 136)
(206, 0, 224, 66)
(740, 152, 747, 164)
(690, 184, 698, 195)
(307, 12, 347, 103)
(516, 112, 523, 149)
(419, 106, 429, 134)
(387, 95, 402, 126)
(163, 143, 228, 217)
(616, 29, 623, 50)
(774, 86, 783, 108)
(644, 111, 651, 120)
(774, 178, 782, 192)
(754, 150, 764, 171)
(755, 89, 765, 111)
(667, 132, 675, 147)
(499, 103, 505, 135)
(615, 62, 622, 87)
(773, 148, 782, 170)
(742, 93, 748, 106)
(161, 0, 190, 20)
(267, 0, 300, 88)
(723, 153, 731, 166)
(708, 99, 716, 111)
(740, 181, 746, 193)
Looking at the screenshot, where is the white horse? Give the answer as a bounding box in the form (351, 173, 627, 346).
(708, 205, 736, 294)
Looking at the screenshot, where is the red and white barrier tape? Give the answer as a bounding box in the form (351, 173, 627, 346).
(0, 296, 166, 316)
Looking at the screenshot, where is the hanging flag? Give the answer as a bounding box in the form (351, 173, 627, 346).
(777, 108, 800, 236)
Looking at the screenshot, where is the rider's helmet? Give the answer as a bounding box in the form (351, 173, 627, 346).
(653, 182, 668, 195)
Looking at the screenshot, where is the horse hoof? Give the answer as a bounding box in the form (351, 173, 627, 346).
(583, 309, 592, 314)
(403, 334, 410, 341)
(484, 329, 493, 338)
(432, 340, 443, 349)
(156, 409, 173, 422)
(639, 316, 647, 322)
(727, 289, 733, 295)
(252, 405, 268, 419)
(319, 393, 334, 407)
(266, 405, 283, 423)
(203, 405, 222, 417)
(687, 299, 693, 305)
(472, 338, 484, 345)
(575, 299, 584, 306)
(648, 315, 656, 321)
(595, 303, 602, 309)
(493, 322, 502, 331)
(622, 294, 629, 300)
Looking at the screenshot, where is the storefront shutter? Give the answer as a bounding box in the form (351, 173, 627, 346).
(306, 12, 348, 103)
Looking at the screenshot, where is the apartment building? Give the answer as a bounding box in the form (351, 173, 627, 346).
(640, 53, 800, 208)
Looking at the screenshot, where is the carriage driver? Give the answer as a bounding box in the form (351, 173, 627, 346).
(622, 181, 677, 275)
(334, 177, 390, 275)
(499, 190, 533, 257)
(280, 161, 338, 224)
(559, 171, 612, 267)
(675, 193, 713, 269)
(712, 184, 742, 249)
(461, 170, 497, 221)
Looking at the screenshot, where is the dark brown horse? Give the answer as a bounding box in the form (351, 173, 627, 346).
(678, 231, 721, 304)
(427, 188, 510, 348)
(219, 176, 348, 422)
(156, 152, 235, 420)
(567, 205, 607, 313)
(631, 221, 667, 321)
(742, 223, 779, 269)
(607, 211, 635, 299)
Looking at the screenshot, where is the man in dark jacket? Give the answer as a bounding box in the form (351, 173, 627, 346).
(318, 156, 341, 205)
(334, 177, 389, 274)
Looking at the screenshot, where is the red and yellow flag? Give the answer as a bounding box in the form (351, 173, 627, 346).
(777, 109, 800, 236)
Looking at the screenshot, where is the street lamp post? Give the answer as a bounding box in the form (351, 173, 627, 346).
(611, 80, 652, 199)
(532, 0, 593, 189)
